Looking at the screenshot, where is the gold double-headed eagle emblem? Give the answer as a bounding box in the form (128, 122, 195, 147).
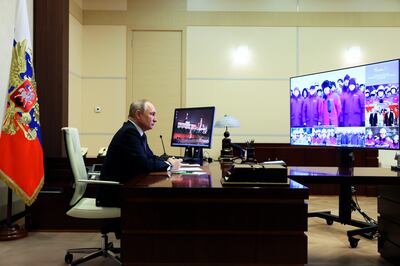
(2, 39, 40, 141)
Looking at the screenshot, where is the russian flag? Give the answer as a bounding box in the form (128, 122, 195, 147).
(0, 0, 44, 206)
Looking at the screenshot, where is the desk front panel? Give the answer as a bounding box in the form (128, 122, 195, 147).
(378, 184, 400, 263)
(122, 163, 308, 266)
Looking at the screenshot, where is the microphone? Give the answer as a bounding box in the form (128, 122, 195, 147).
(159, 135, 168, 158)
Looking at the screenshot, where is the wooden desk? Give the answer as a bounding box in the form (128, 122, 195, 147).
(121, 163, 309, 266)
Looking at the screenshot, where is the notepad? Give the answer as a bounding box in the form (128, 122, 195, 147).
(181, 163, 201, 167)
(172, 171, 208, 175)
(261, 160, 286, 166)
(172, 167, 203, 173)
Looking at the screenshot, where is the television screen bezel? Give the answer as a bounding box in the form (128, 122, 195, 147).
(289, 58, 400, 151)
(170, 106, 216, 149)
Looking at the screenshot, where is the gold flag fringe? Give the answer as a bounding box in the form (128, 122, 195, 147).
(0, 169, 44, 206)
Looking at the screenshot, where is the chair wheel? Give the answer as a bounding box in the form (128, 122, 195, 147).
(349, 237, 359, 248)
(326, 219, 334, 225)
(65, 253, 73, 264)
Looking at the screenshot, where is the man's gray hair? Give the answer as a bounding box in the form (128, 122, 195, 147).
(129, 99, 150, 118)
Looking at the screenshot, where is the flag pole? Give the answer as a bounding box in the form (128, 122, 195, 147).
(0, 188, 27, 240)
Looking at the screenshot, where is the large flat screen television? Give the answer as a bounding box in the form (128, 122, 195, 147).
(171, 106, 215, 162)
(290, 59, 399, 157)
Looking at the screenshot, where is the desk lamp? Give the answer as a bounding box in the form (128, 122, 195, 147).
(214, 115, 240, 161)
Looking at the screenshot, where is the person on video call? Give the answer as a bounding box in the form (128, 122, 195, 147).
(341, 78, 365, 127)
(96, 99, 182, 207)
(302, 85, 322, 127)
(290, 86, 304, 127)
(321, 80, 341, 126)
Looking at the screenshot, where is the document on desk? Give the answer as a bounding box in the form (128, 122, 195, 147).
(171, 167, 206, 174)
(172, 167, 203, 172)
(180, 163, 201, 167)
(261, 160, 286, 166)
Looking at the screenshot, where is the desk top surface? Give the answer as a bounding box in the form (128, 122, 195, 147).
(127, 162, 305, 189)
(125, 163, 400, 189)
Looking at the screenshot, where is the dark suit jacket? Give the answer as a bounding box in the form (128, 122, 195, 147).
(384, 111, 394, 126)
(369, 113, 378, 126)
(96, 121, 168, 207)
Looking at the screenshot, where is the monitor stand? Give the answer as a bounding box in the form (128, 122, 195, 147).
(338, 148, 354, 171)
(183, 147, 203, 165)
(308, 148, 377, 248)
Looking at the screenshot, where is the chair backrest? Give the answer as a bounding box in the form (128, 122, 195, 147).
(62, 127, 88, 206)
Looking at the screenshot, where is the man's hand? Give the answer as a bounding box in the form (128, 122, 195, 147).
(167, 157, 183, 171)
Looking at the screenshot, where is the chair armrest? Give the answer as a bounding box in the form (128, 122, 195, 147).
(77, 179, 120, 185)
(87, 172, 100, 176)
(87, 172, 100, 180)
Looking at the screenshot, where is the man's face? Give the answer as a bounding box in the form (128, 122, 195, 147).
(136, 102, 157, 131)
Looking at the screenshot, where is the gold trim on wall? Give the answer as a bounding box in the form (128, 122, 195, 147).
(83, 10, 400, 27)
(69, 0, 83, 24)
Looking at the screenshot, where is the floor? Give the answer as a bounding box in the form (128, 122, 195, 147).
(0, 196, 395, 266)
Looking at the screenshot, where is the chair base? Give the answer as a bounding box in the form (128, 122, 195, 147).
(65, 234, 121, 265)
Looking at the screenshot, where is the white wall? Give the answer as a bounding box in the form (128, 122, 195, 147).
(80, 25, 127, 157)
(186, 26, 400, 165)
(69, 14, 83, 129)
(69, 3, 127, 157)
(77, 0, 400, 167)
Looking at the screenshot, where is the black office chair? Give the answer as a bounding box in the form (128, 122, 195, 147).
(62, 127, 121, 265)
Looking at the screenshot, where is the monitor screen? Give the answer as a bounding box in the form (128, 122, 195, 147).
(171, 106, 215, 149)
(290, 59, 400, 150)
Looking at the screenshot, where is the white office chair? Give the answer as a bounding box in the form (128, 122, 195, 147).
(61, 127, 121, 265)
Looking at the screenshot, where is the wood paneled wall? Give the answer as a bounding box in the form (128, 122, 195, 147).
(34, 0, 69, 157)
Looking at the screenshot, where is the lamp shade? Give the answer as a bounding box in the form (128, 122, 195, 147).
(214, 115, 240, 128)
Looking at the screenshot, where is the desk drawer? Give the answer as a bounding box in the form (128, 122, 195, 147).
(378, 197, 400, 225)
(122, 232, 307, 265)
(379, 216, 400, 248)
(122, 199, 307, 231)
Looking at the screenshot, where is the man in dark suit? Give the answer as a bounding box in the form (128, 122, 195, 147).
(384, 109, 395, 126)
(96, 99, 182, 207)
(369, 111, 378, 126)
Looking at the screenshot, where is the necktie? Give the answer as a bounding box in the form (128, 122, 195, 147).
(142, 134, 148, 152)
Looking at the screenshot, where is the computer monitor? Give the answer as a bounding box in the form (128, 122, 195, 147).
(290, 59, 400, 167)
(171, 106, 215, 161)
